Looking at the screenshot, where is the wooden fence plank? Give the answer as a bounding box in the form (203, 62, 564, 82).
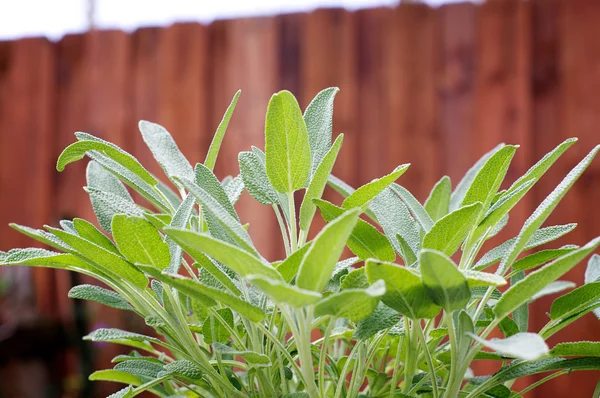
(0, 37, 57, 398)
(532, 0, 600, 396)
(208, 17, 283, 260)
(437, 3, 477, 185)
(300, 8, 359, 239)
(388, 4, 439, 201)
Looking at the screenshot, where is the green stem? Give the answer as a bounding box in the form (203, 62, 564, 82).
(274, 204, 291, 256)
(288, 191, 298, 252)
(444, 314, 460, 398)
(416, 320, 439, 398)
(319, 317, 336, 397)
(390, 318, 407, 396)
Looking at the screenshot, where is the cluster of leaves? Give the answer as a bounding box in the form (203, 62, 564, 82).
(2, 87, 600, 398)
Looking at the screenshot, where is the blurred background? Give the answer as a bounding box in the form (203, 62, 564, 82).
(0, 0, 599, 396)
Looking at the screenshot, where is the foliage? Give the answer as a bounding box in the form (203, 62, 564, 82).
(2, 88, 600, 398)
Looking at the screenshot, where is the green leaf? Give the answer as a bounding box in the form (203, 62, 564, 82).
(85, 186, 144, 234)
(504, 138, 577, 198)
(325, 257, 360, 293)
(314, 280, 385, 322)
(450, 144, 504, 211)
(473, 179, 535, 242)
(68, 284, 133, 311)
(497, 145, 600, 275)
(203, 308, 233, 344)
(276, 242, 311, 283)
(175, 177, 256, 254)
(47, 227, 148, 289)
(193, 255, 240, 295)
(84, 328, 162, 352)
(474, 224, 577, 271)
(462, 270, 507, 288)
(314, 199, 395, 262)
(88, 152, 171, 213)
(586, 254, 600, 283)
(299, 135, 343, 231)
(530, 280, 576, 302)
(107, 386, 134, 398)
(585, 254, 600, 319)
(511, 271, 529, 332)
(57, 133, 157, 186)
(549, 281, 600, 320)
(213, 343, 271, 366)
(165, 193, 196, 273)
(342, 164, 410, 210)
(73, 218, 119, 254)
(9, 224, 69, 251)
(462, 145, 518, 214)
(354, 303, 399, 340)
(159, 360, 203, 383)
(238, 149, 280, 205)
(139, 266, 265, 322)
(265, 90, 311, 193)
(425, 176, 451, 222)
(513, 246, 579, 272)
(498, 316, 520, 338)
(205, 90, 241, 170)
(391, 184, 434, 232)
(550, 342, 600, 357)
(456, 310, 474, 362)
(89, 370, 142, 386)
(296, 209, 360, 292)
(469, 332, 548, 361)
(365, 260, 440, 319)
(246, 274, 321, 307)
(86, 161, 141, 233)
(341, 267, 369, 290)
(370, 188, 419, 263)
(222, 175, 244, 205)
(195, 163, 239, 221)
(420, 249, 471, 312)
(114, 360, 162, 379)
(422, 202, 482, 256)
(494, 237, 600, 320)
(494, 357, 600, 383)
(139, 120, 194, 181)
(112, 215, 170, 271)
(304, 87, 339, 176)
(0, 248, 93, 273)
(163, 228, 280, 281)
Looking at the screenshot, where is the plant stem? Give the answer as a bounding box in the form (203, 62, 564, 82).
(273, 204, 291, 256)
(444, 314, 460, 398)
(287, 191, 298, 252)
(416, 320, 439, 398)
(319, 316, 336, 397)
(390, 318, 407, 396)
(402, 318, 420, 394)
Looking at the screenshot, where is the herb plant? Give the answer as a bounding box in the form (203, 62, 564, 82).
(2, 88, 600, 398)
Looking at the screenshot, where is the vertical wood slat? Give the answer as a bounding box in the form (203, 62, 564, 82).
(209, 17, 282, 260)
(474, 0, 534, 384)
(300, 8, 359, 239)
(532, 0, 600, 396)
(131, 23, 209, 195)
(0, 38, 57, 397)
(437, 3, 477, 185)
(55, 30, 133, 398)
(0, 38, 56, 316)
(388, 4, 439, 201)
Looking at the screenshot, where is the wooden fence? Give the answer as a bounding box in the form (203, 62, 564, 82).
(1, 0, 600, 396)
